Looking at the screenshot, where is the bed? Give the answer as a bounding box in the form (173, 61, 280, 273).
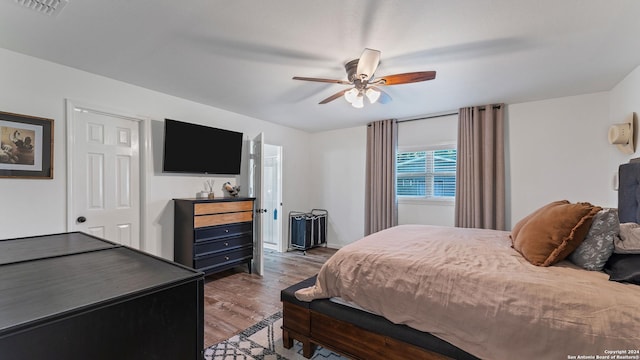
(282, 162, 640, 359)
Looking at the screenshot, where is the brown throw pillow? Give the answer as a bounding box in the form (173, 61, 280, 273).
(510, 200, 570, 244)
(513, 202, 602, 266)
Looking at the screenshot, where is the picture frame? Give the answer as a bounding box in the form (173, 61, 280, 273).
(0, 111, 54, 179)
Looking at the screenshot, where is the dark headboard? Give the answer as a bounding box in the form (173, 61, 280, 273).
(618, 162, 640, 223)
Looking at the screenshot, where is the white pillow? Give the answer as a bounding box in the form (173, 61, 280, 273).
(614, 222, 640, 254)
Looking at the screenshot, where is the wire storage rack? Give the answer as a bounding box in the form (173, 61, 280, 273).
(288, 209, 328, 254)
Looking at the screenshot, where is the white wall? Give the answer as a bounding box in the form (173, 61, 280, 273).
(309, 126, 367, 248)
(506, 92, 615, 228)
(0, 48, 312, 260)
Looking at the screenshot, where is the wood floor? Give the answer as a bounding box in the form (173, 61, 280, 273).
(202, 246, 337, 346)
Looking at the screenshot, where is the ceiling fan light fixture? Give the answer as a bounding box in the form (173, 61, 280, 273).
(344, 88, 358, 104)
(351, 95, 364, 108)
(365, 88, 381, 104)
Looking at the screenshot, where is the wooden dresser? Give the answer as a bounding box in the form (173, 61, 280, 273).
(174, 197, 255, 275)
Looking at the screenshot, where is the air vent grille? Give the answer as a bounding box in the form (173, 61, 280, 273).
(14, 0, 68, 16)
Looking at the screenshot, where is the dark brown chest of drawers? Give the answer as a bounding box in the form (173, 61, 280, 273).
(174, 197, 255, 275)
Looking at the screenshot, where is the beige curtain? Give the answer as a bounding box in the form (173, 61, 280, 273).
(365, 119, 398, 235)
(455, 104, 505, 230)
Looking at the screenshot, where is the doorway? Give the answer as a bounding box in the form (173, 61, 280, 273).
(249, 136, 284, 275)
(263, 144, 283, 251)
(66, 100, 146, 250)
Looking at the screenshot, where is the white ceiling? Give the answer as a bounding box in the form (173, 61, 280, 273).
(1, 0, 639, 132)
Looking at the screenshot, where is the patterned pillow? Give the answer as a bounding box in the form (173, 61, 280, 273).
(568, 208, 618, 271)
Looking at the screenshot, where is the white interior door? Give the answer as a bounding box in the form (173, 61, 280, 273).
(263, 144, 283, 252)
(250, 132, 265, 275)
(68, 104, 141, 248)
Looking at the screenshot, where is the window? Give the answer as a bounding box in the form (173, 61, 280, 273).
(396, 148, 457, 199)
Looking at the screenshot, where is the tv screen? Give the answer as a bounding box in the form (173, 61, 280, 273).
(162, 119, 243, 175)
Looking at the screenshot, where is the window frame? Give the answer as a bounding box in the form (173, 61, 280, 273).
(396, 143, 457, 205)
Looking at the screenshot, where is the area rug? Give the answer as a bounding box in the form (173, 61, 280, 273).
(204, 311, 346, 360)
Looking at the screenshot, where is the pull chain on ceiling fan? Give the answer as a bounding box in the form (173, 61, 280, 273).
(293, 48, 436, 108)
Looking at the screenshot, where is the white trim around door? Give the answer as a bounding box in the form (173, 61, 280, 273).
(65, 99, 150, 251)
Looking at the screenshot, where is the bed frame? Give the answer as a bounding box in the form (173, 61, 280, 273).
(281, 277, 476, 359)
(281, 162, 640, 360)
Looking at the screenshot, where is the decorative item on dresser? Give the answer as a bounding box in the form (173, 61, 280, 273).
(174, 197, 255, 275)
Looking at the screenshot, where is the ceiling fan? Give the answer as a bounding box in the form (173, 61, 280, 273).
(293, 48, 436, 108)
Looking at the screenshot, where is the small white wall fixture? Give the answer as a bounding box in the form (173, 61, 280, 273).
(608, 112, 636, 155)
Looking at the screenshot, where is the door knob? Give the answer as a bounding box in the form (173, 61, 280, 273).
(77, 216, 86, 223)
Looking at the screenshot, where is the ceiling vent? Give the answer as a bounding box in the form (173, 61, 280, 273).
(14, 0, 68, 16)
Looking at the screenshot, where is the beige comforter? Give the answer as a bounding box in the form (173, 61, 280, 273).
(295, 224, 640, 359)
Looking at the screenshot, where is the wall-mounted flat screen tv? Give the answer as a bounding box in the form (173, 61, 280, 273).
(162, 119, 243, 175)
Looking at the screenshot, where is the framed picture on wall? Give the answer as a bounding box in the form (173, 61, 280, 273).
(0, 111, 54, 179)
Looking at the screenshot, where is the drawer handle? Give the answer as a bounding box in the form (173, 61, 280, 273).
(224, 242, 229, 246)
(225, 229, 229, 233)
(224, 256, 230, 261)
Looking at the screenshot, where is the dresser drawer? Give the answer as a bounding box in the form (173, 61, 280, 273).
(194, 201, 253, 215)
(194, 211, 253, 228)
(194, 222, 252, 242)
(194, 246, 253, 270)
(194, 234, 253, 256)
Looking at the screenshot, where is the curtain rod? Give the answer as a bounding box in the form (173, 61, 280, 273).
(397, 104, 503, 124)
(397, 112, 458, 123)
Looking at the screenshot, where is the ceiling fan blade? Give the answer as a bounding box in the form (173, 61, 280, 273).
(378, 71, 436, 85)
(356, 48, 381, 80)
(293, 76, 351, 85)
(371, 86, 392, 104)
(319, 88, 350, 104)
